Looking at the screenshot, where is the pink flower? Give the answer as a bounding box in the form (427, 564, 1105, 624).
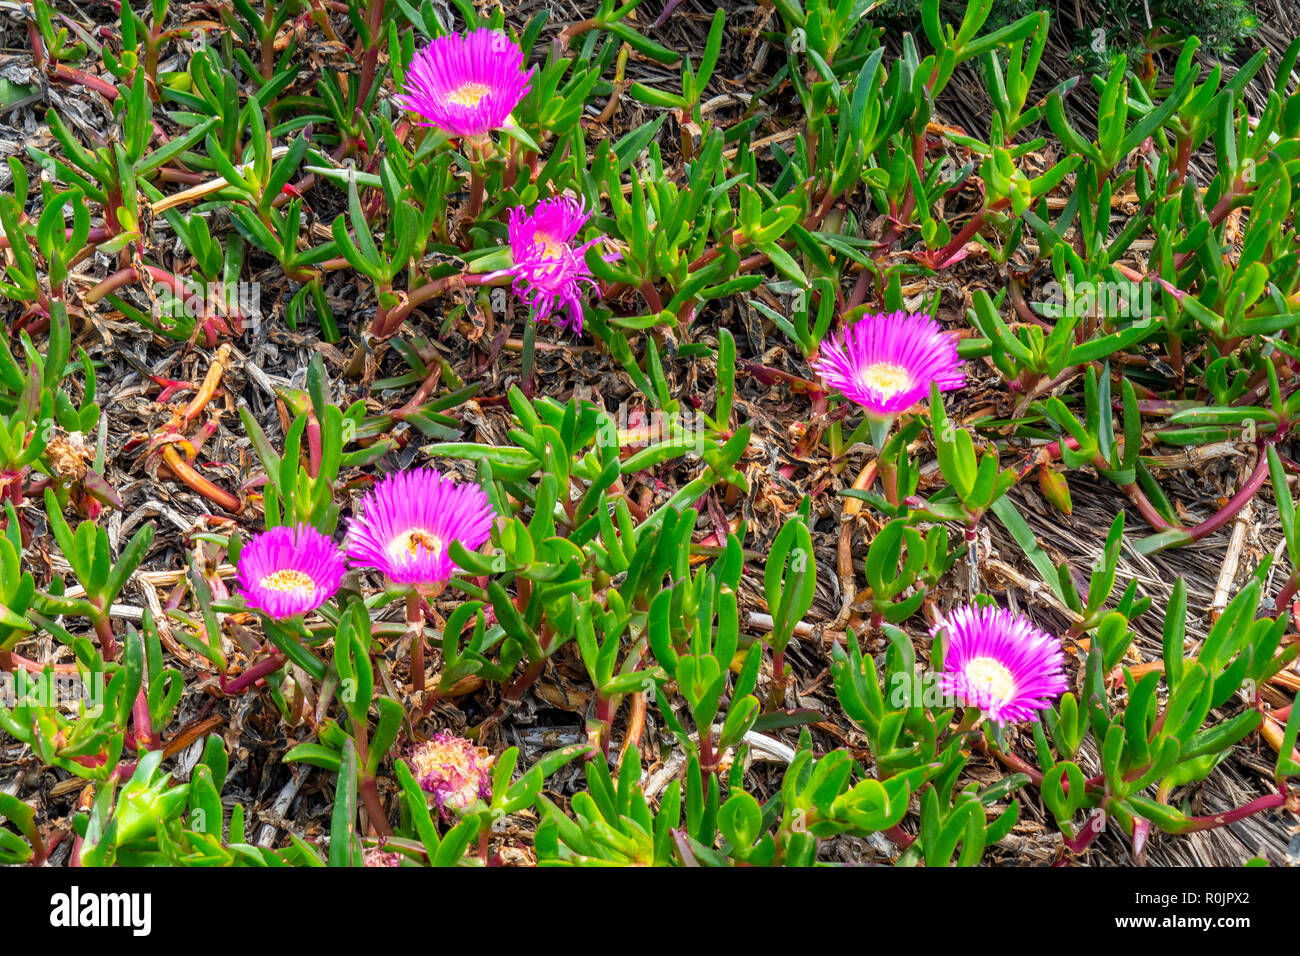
(343, 469, 495, 592)
(409, 731, 494, 816)
(811, 311, 964, 418)
(502, 196, 611, 335)
(934, 603, 1068, 726)
(395, 28, 535, 138)
(236, 524, 345, 620)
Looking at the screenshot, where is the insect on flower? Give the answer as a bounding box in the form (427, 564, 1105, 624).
(934, 603, 1068, 726)
(344, 468, 496, 593)
(409, 731, 494, 816)
(498, 196, 616, 335)
(395, 27, 535, 140)
(236, 523, 346, 620)
(811, 310, 965, 420)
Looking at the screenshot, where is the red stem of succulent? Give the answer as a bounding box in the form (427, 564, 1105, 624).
(50, 63, 119, 100)
(360, 776, 394, 838)
(1016, 436, 1174, 532)
(93, 610, 118, 663)
(594, 695, 614, 760)
(883, 823, 915, 850)
(769, 648, 788, 709)
(372, 272, 502, 338)
(353, 0, 388, 112)
(1181, 442, 1274, 542)
(408, 591, 425, 695)
(1171, 788, 1293, 833)
(0, 650, 80, 676)
(85, 265, 187, 304)
(221, 651, 287, 695)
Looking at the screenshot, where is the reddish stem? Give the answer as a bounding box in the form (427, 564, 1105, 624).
(160, 444, 242, 513)
(50, 63, 119, 100)
(360, 776, 394, 838)
(0, 651, 80, 676)
(221, 651, 286, 695)
(407, 591, 425, 695)
(1181, 443, 1273, 542)
(1170, 789, 1293, 833)
(93, 610, 118, 662)
(85, 265, 188, 304)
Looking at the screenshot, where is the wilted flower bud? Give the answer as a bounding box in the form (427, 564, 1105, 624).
(408, 731, 493, 816)
(364, 846, 402, 867)
(1038, 465, 1073, 515)
(495, 196, 616, 336)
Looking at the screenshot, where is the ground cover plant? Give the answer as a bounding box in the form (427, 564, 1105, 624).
(0, 0, 1298, 868)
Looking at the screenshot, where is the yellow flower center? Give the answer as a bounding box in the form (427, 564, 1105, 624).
(858, 361, 913, 400)
(963, 656, 1017, 704)
(534, 231, 568, 259)
(447, 82, 491, 107)
(413, 740, 470, 779)
(260, 569, 316, 593)
(390, 527, 444, 562)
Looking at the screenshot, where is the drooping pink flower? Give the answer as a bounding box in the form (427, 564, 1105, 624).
(502, 196, 610, 335)
(409, 731, 494, 816)
(811, 311, 964, 418)
(236, 524, 345, 620)
(934, 603, 1068, 726)
(343, 469, 495, 592)
(395, 27, 535, 138)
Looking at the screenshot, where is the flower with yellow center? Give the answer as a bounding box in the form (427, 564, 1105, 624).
(810, 310, 966, 421)
(857, 361, 913, 402)
(395, 28, 535, 139)
(447, 82, 491, 108)
(961, 656, 1018, 708)
(343, 468, 496, 591)
(389, 528, 445, 563)
(935, 602, 1068, 726)
(236, 524, 345, 620)
(259, 568, 316, 594)
(492, 196, 613, 335)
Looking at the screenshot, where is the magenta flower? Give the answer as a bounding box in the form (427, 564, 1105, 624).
(811, 311, 964, 418)
(409, 731, 494, 816)
(344, 469, 495, 592)
(236, 524, 345, 620)
(502, 196, 611, 335)
(934, 603, 1068, 726)
(395, 27, 535, 139)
